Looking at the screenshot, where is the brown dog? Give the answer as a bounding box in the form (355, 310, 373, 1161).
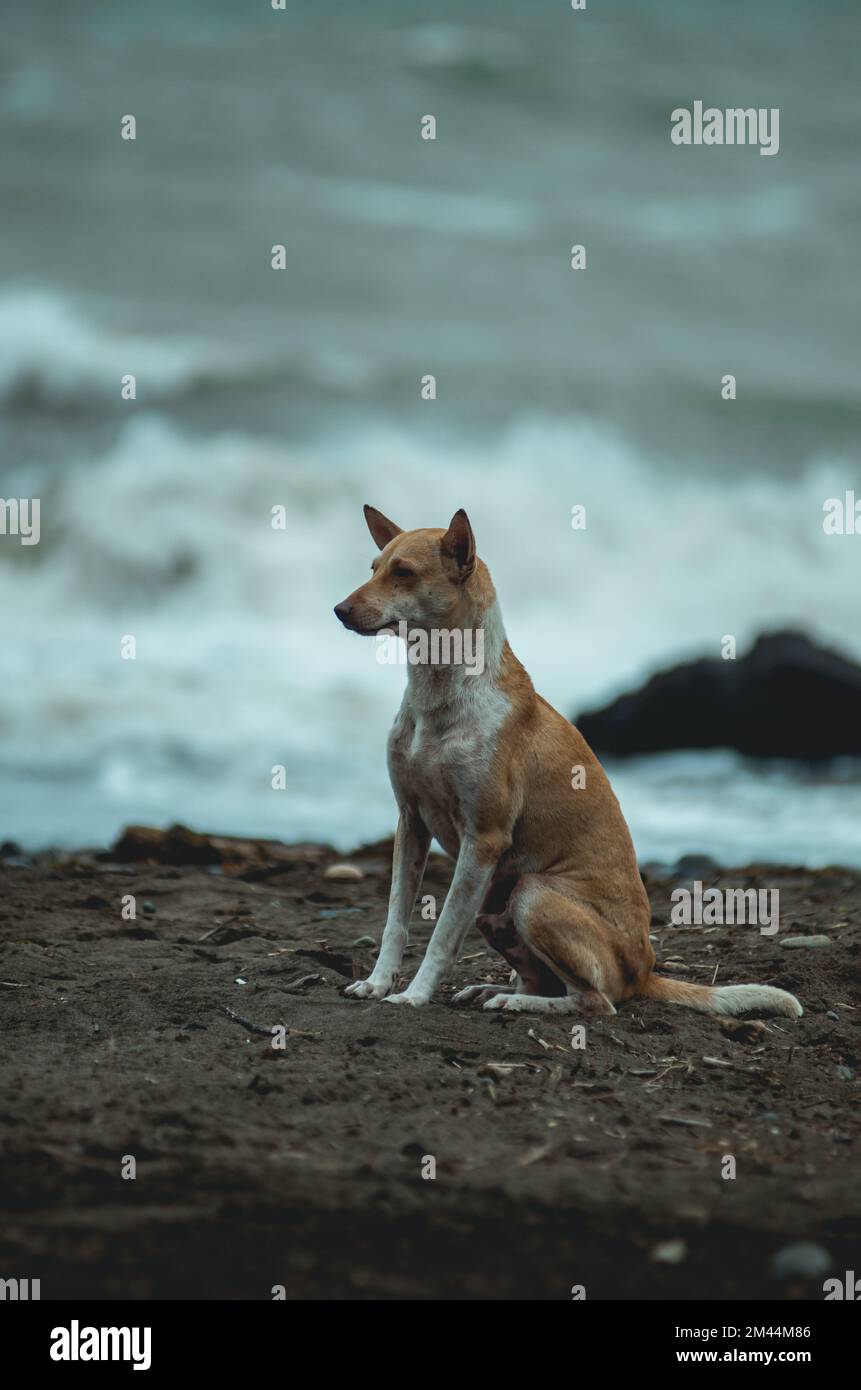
(335, 505, 802, 1019)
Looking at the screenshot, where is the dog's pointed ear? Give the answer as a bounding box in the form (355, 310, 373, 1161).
(363, 504, 403, 551)
(441, 509, 475, 578)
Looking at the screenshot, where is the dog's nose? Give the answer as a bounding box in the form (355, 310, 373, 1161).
(334, 602, 352, 625)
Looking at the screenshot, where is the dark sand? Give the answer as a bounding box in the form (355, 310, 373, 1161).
(1, 831, 859, 1300)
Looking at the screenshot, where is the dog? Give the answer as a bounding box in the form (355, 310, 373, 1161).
(334, 505, 802, 1019)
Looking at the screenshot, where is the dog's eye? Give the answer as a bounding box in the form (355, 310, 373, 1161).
(392, 566, 415, 579)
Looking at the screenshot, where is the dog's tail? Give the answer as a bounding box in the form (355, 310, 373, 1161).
(641, 973, 802, 1019)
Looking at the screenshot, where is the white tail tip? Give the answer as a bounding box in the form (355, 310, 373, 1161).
(712, 983, 803, 1019)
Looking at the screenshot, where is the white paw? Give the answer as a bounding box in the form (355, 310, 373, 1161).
(382, 990, 430, 1008)
(482, 992, 520, 1011)
(453, 983, 506, 1006)
(344, 977, 391, 1001)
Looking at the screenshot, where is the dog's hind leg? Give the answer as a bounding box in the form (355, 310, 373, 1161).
(481, 880, 621, 1016)
(452, 912, 522, 1005)
(481, 992, 596, 1015)
(452, 982, 516, 1006)
(472, 909, 565, 999)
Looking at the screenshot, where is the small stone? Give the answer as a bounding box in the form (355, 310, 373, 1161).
(771, 1242, 832, 1281)
(478, 1062, 527, 1079)
(324, 863, 364, 881)
(779, 935, 832, 949)
(143, 901, 156, 915)
(835, 1064, 854, 1081)
(351, 935, 377, 948)
(650, 1239, 687, 1264)
(1, 842, 32, 868)
(479, 1077, 499, 1103)
(675, 853, 719, 875)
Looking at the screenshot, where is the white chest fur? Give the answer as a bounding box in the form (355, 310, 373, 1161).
(386, 602, 509, 856)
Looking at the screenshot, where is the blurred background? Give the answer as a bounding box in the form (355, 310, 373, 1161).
(0, 0, 859, 863)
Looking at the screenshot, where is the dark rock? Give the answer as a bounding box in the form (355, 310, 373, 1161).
(575, 630, 861, 759)
(674, 853, 720, 876)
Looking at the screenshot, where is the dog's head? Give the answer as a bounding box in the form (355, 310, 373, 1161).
(334, 505, 477, 635)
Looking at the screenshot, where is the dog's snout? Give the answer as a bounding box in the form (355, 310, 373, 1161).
(334, 601, 353, 626)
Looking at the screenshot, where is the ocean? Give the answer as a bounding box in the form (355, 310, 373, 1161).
(1, 0, 859, 864)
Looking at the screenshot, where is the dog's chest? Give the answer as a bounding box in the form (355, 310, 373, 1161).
(387, 684, 509, 852)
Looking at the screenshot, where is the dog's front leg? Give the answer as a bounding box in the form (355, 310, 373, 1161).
(384, 836, 501, 1008)
(344, 810, 430, 1000)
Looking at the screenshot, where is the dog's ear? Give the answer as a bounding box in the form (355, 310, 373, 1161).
(441, 509, 475, 578)
(363, 504, 403, 551)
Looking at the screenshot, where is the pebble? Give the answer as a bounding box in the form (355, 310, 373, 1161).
(771, 1242, 832, 1281)
(779, 935, 832, 949)
(479, 1062, 527, 1079)
(675, 853, 719, 875)
(650, 1239, 687, 1264)
(835, 1064, 854, 1081)
(324, 863, 364, 881)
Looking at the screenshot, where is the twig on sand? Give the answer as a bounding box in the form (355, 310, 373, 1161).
(282, 973, 322, 993)
(223, 1006, 277, 1038)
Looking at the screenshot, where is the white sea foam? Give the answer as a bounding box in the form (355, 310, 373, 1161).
(1, 413, 859, 858)
(0, 289, 235, 404)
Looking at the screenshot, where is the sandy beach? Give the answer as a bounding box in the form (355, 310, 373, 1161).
(1, 830, 858, 1301)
